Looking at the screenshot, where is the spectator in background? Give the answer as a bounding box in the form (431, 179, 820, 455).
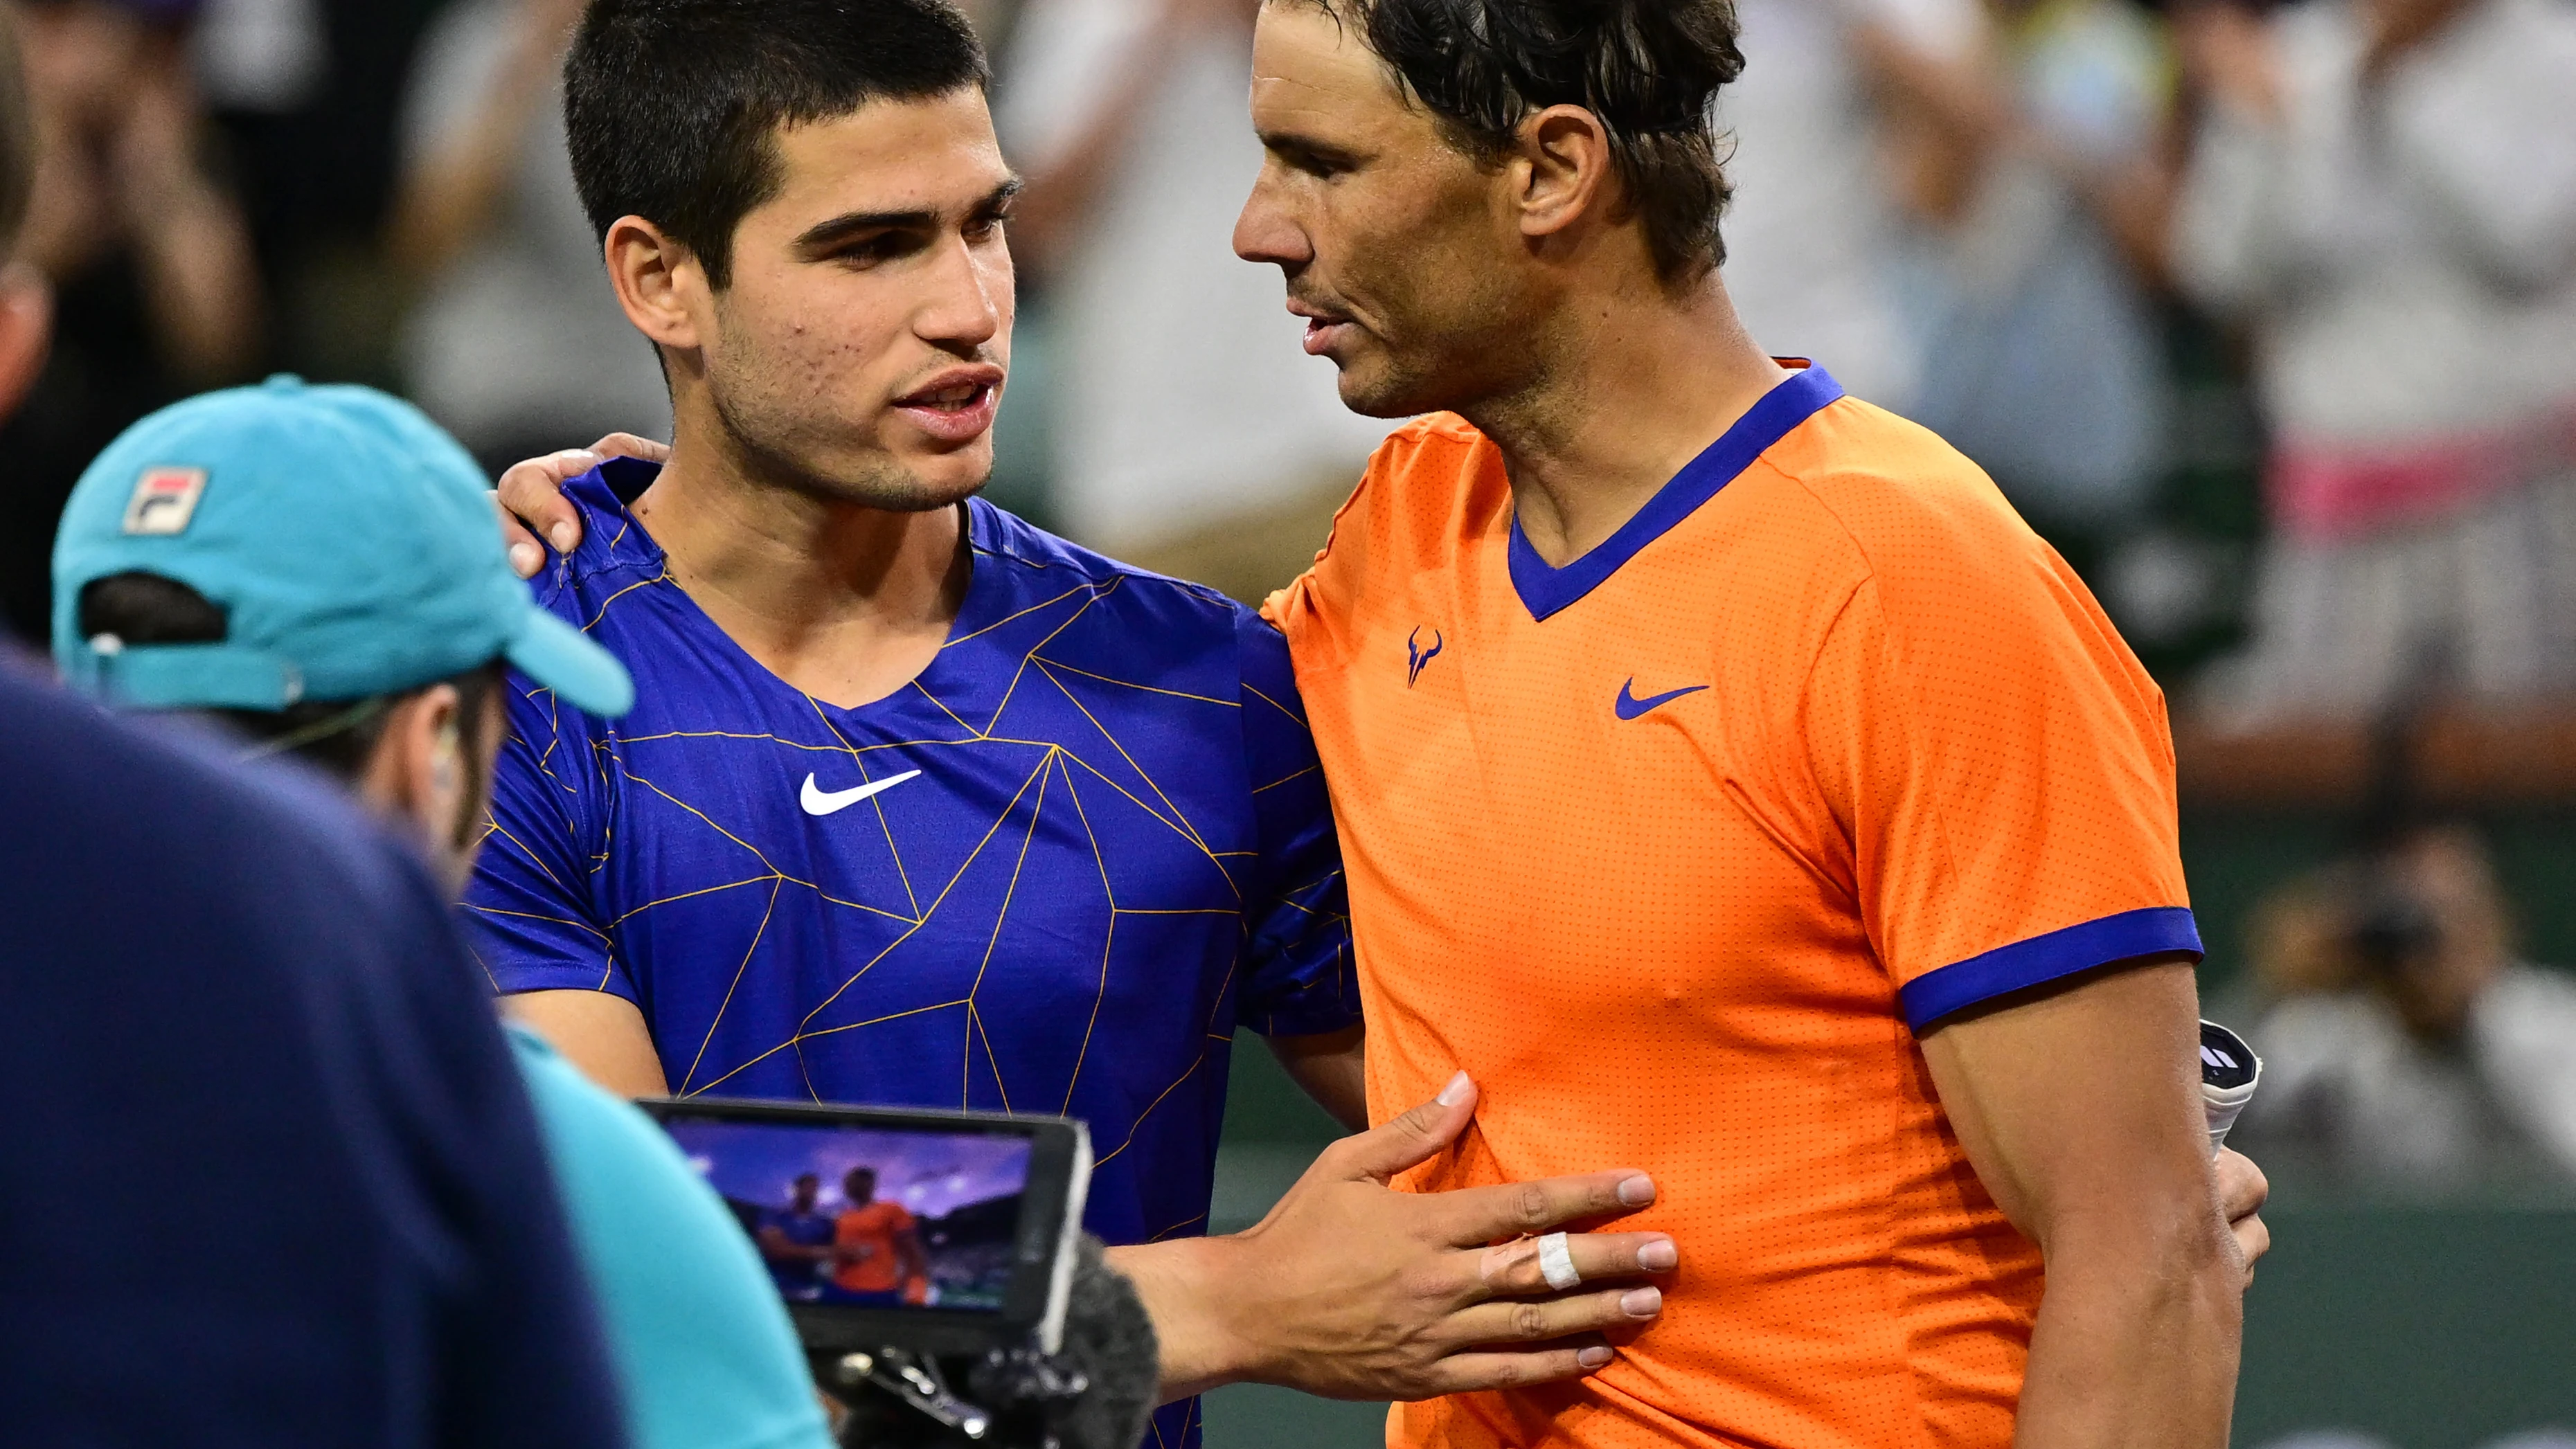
(996, 0, 1390, 599)
(1716, 0, 1982, 415)
(193, 0, 452, 384)
(2173, 0, 2576, 725)
(1720, 0, 2176, 565)
(392, 0, 669, 471)
(1890, 0, 2179, 559)
(2239, 822, 2576, 1191)
(0, 0, 258, 645)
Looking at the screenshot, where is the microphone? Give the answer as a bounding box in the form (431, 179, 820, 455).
(2199, 1020, 2262, 1153)
(1025, 1235, 1159, 1449)
(827, 1236, 1158, 1448)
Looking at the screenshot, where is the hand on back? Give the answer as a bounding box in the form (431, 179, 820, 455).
(494, 433, 668, 577)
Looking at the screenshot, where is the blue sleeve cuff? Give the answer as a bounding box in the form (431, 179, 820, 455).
(1899, 906, 2203, 1032)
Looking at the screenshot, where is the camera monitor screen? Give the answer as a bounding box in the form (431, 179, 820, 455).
(669, 1117, 1031, 1311)
(643, 1099, 1091, 1355)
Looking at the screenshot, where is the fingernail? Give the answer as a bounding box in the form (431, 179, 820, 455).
(1616, 1175, 1655, 1207)
(1638, 1239, 1676, 1272)
(509, 542, 541, 577)
(1575, 1347, 1613, 1370)
(1435, 1070, 1472, 1107)
(550, 523, 577, 552)
(1620, 1287, 1662, 1317)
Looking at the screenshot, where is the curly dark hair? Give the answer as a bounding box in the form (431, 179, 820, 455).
(1309, 0, 1745, 283)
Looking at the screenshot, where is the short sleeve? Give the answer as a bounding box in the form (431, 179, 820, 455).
(1232, 607, 1361, 1038)
(1804, 550, 2200, 1032)
(465, 676, 635, 1002)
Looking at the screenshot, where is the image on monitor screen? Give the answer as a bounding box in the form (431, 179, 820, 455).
(665, 1119, 1035, 1311)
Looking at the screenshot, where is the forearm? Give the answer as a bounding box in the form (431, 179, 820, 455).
(1102, 1236, 1251, 1403)
(2016, 1216, 2243, 1449)
(1919, 962, 2245, 1449)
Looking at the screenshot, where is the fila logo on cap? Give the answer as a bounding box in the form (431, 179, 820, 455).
(121, 466, 208, 536)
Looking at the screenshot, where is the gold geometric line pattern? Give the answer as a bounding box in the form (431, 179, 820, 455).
(1036, 658, 1216, 856)
(1055, 762, 1119, 1115)
(680, 876, 783, 1095)
(978, 580, 1113, 738)
(960, 748, 1055, 1110)
(789, 748, 1055, 1034)
(487, 537, 1342, 1173)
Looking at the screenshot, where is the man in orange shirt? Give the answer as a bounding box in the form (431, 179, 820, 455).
(830, 1167, 931, 1305)
(481, 0, 2272, 1427)
(1228, 1, 2262, 1446)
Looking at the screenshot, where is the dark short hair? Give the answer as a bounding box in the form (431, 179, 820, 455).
(1312, 0, 1744, 283)
(564, 0, 991, 290)
(77, 573, 508, 840)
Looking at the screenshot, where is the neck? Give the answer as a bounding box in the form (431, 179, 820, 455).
(1461, 272, 1788, 566)
(632, 397, 970, 710)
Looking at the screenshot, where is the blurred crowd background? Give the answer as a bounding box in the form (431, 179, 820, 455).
(0, 7, 2570, 1432)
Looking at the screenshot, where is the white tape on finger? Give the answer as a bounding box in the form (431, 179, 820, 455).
(1537, 1232, 1581, 1292)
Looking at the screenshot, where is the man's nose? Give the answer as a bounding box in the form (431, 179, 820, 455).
(918, 232, 1008, 348)
(1233, 174, 1312, 269)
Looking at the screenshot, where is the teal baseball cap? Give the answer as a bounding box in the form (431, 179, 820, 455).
(51, 375, 634, 719)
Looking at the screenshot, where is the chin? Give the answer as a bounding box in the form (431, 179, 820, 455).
(902, 447, 996, 508)
(1333, 361, 1455, 422)
(795, 441, 992, 513)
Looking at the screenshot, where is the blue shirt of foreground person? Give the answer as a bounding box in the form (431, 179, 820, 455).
(50, 377, 833, 1449)
(0, 662, 627, 1449)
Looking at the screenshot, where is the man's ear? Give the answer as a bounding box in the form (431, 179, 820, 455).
(0, 262, 55, 423)
(1512, 105, 1615, 246)
(358, 685, 463, 843)
(603, 215, 710, 353)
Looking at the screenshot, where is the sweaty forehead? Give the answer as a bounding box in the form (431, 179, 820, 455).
(759, 89, 1009, 220)
(1249, 1, 1409, 133)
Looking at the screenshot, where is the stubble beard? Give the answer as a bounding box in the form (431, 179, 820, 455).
(1326, 263, 1533, 422)
(702, 310, 995, 514)
(710, 377, 991, 514)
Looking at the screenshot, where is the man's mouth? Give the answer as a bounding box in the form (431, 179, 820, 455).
(1287, 300, 1358, 358)
(893, 367, 1003, 444)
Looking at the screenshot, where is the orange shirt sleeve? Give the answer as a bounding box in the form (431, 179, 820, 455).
(1803, 527, 2199, 1032)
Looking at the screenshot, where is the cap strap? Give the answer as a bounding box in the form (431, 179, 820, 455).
(67, 642, 305, 711)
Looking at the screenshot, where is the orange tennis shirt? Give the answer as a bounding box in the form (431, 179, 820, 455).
(831, 1200, 917, 1295)
(1262, 367, 2199, 1449)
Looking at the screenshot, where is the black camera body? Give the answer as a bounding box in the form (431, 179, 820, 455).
(811, 1235, 1159, 1449)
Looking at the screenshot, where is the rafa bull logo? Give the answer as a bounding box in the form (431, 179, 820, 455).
(1406, 626, 1443, 688)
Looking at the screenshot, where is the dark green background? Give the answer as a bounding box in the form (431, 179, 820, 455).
(1195, 809, 2576, 1448)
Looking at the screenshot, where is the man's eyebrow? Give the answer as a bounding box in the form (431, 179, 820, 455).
(1255, 127, 1361, 165)
(791, 178, 1025, 251)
